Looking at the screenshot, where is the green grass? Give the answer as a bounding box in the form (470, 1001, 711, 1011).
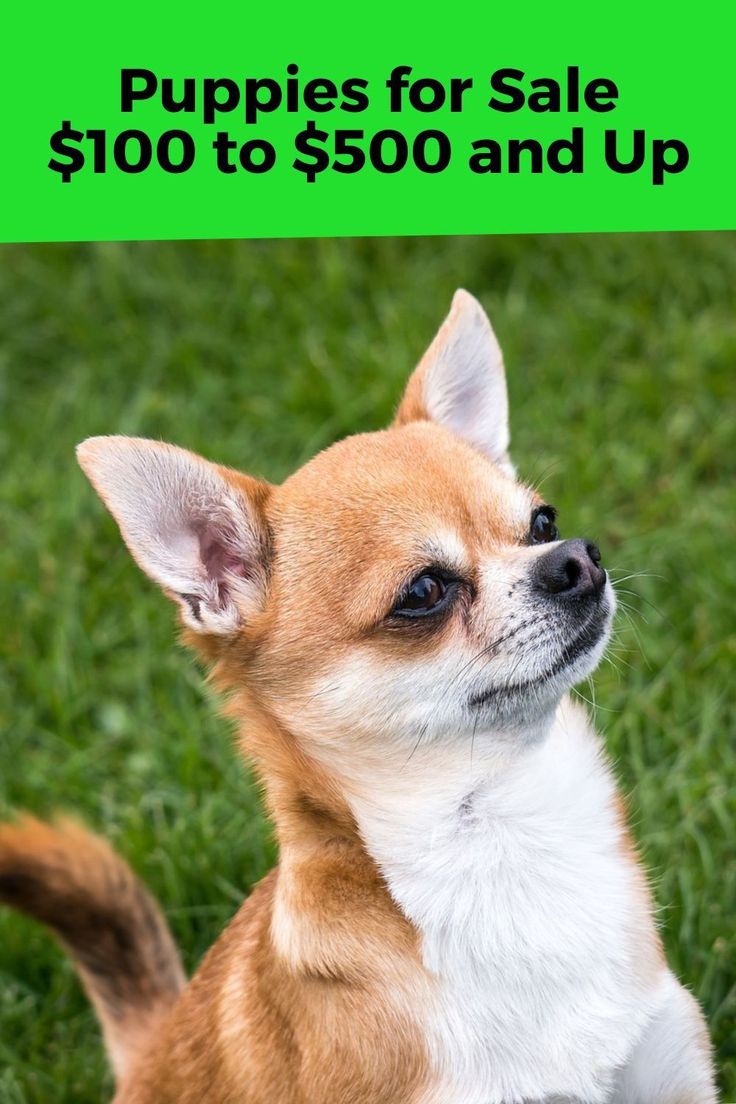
(0, 234, 734, 1100)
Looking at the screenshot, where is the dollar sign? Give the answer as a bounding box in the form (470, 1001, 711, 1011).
(48, 121, 85, 184)
(293, 120, 330, 184)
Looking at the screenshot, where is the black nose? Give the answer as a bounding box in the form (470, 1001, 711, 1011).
(533, 538, 606, 599)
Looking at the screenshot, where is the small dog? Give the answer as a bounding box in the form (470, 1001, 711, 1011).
(0, 292, 717, 1103)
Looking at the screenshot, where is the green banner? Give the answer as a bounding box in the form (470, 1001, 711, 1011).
(2, 2, 733, 241)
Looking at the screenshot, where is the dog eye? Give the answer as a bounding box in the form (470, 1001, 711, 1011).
(530, 506, 559, 544)
(394, 573, 448, 616)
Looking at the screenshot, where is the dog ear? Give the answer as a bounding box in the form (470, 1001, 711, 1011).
(77, 437, 271, 635)
(395, 289, 513, 474)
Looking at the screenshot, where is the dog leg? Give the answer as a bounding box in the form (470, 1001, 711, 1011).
(610, 972, 717, 1103)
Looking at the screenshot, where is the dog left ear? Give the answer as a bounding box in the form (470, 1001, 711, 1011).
(395, 289, 513, 475)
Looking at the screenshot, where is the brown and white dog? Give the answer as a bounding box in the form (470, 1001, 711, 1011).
(0, 292, 717, 1102)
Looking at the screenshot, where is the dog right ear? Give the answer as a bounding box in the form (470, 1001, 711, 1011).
(77, 436, 272, 636)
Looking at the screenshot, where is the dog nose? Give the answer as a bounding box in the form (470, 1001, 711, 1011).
(533, 538, 606, 598)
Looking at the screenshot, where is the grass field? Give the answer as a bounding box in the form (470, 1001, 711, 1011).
(0, 233, 734, 1101)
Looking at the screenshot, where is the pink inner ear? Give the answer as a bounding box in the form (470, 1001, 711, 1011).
(194, 518, 249, 600)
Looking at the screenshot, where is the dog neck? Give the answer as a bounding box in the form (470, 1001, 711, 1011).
(337, 695, 616, 913)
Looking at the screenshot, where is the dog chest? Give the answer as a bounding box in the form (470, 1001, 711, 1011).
(350, 716, 663, 1104)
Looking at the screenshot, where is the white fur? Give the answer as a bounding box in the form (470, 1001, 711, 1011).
(309, 694, 712, 1104)
(420, 290, 514, 475)
(610, 970, 716, 1102)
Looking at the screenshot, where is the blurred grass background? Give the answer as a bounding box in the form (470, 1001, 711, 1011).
(0, 234, 734, 1101)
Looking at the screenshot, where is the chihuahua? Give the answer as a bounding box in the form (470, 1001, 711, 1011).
(0, 292, 716, 1102)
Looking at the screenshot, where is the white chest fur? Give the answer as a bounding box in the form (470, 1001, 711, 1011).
(347, 698, 667, 1104)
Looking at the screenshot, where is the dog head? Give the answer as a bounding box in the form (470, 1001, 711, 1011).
(78, 291, 614, 770)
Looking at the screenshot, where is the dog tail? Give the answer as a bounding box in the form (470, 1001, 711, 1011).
(0, 814, 185, 1081)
